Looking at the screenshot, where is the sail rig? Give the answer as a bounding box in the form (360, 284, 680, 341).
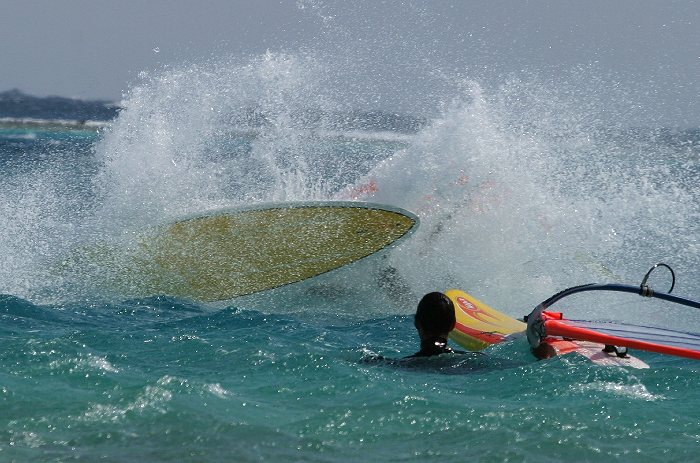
(525, 264, 700, 361)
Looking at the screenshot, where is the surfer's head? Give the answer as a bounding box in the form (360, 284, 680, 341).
(414, 292, 456, 338)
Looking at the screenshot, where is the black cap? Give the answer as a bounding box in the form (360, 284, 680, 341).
(415, 292, 456, 334)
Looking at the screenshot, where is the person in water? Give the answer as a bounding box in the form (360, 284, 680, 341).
(408, 291, 461, 357)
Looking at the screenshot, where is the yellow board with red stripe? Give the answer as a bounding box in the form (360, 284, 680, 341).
(445, 289, 649, 368)
(446, 289, 526, 351)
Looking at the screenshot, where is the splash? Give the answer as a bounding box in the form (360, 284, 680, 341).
(94, 52, 337, 229)
(1, 52, 417, 302)
(346, 77, 700, 321)
(1, 50, 698, 318)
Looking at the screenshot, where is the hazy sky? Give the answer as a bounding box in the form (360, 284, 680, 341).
(1, 0, 698, 125)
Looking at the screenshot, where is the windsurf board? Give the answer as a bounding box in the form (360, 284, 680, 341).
(446, 289, 649, 368)
(64, 201, 419, 301)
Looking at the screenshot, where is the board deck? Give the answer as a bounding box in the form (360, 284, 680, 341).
(539, 338, 649, 369)
(446, 289, 649, 368)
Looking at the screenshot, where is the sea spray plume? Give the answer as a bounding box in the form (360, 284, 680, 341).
(354, 80, 567, 300)
(48, 51, 411, 302)
(352, 76, 700, 316)
(0, 130, 101, 302)
(2, 51, 697, 311)
(92, 52, 339, 232)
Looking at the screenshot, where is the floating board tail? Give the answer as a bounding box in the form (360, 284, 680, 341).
(544, 339, 649, 368)
(539, 312, 700, 361)
(446, 289, 525, 351)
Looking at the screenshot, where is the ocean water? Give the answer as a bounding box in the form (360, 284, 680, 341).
(2, 52, 700, 462)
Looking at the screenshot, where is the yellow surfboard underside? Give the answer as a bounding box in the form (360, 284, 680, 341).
(93, 202, 417, 301)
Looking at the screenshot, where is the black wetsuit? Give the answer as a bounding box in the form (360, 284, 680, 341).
(407, 336, 456, 358)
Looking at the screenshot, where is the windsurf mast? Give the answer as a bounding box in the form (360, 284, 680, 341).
(536, 263, 700, 311)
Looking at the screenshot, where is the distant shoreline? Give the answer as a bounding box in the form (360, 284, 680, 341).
(0, 89, 119, 122)
(0, 116, 107, 131)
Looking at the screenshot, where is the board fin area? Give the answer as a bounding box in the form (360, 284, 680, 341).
(539, 338, 649, 368)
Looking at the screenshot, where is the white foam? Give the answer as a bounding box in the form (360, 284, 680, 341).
(572, 381, 663, 401)
(2, 51, 698, 314)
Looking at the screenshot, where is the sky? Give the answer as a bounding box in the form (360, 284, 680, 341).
(1, 0, 699, 126)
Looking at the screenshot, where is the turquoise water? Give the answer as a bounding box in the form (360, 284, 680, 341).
(2, 52, 700, 461)
(3, 292, 700, 462)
